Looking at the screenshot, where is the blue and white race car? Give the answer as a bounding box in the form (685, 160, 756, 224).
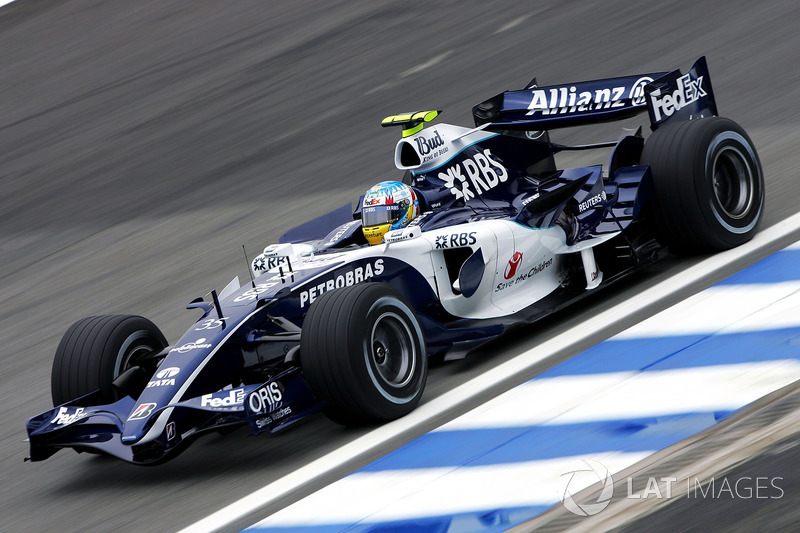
(26, 57, 764, 464)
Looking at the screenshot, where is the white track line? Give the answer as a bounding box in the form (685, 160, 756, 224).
(439, 360, 800, 431)
(257, 360, 800, 527)
(180, 211, 800, 533)
(258, 452, 654, 526)
(614, 281, 800, 338)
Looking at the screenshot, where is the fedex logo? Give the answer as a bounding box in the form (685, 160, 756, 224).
(50, 406, 85, 426)
(201, 388, 246, 409)
(649, 73, 707, 122)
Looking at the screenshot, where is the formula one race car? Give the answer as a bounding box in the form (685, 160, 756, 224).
(26, 57, 764, 464)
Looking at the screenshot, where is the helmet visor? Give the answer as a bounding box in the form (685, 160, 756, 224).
(362, 205, 403, 227)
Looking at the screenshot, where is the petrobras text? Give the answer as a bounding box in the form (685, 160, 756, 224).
(298, 259, 385, 307)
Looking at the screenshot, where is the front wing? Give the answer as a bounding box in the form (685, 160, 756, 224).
(26, 368, 321, 464)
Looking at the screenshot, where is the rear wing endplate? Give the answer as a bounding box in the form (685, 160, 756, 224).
(644, 56, 717, 128)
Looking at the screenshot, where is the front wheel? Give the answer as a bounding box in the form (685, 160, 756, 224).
(51, 315, 168, 406)
(641, 117, 764, 254)
(300, 283, 427, 425)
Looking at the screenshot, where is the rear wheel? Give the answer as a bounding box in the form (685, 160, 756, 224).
(51, 315, 168, 406)
(641, 117, 764, 254)
(300, 283, 427, 425)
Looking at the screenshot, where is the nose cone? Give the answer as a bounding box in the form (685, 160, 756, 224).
(120, 402, 163, 444)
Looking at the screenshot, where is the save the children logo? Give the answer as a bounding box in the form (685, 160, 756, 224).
(504, 251, 523, 279)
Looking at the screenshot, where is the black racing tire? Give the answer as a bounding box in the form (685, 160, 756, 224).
(51, 315, 168, 406)
(641, 116, 764, 254)
(300, 283, 427, 426)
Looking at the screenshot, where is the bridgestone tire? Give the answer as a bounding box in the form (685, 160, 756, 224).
(300, 283, 427, 425)
(51, 315, 167, 406)
(641, 117, 764, 254)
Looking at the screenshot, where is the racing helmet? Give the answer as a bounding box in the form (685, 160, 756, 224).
(361, 181, 420, 245)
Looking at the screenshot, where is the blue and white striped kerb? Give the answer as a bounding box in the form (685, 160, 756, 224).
(246, 241, 800, 532)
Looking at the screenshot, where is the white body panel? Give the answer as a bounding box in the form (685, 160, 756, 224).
(394, 124, 498, 173)
(412, 220, 565, 319)
(251, 218, 568, 321)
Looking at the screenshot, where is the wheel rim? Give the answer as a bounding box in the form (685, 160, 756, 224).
(369, 312, 416, 389)
(712, 145, 754, 220)
(114, 331, 155, 377)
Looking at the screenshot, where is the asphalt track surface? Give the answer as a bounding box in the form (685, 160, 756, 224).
(629, 441, 800, 533)
(1, 1, 799, 532)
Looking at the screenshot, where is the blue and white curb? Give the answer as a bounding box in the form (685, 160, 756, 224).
(246, 241, 800, 532)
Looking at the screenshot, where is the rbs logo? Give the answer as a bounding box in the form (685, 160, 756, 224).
(438, 149, 508, 201)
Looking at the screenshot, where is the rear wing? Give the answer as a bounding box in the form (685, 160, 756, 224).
(473, 57, 716, 131)
(644, 56, 717, 127)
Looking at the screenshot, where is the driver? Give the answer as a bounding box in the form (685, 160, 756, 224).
(361, 181, 420, 245)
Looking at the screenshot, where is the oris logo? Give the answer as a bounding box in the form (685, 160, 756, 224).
(504, 252, 523, 279)
(248, 382, 283, 415)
